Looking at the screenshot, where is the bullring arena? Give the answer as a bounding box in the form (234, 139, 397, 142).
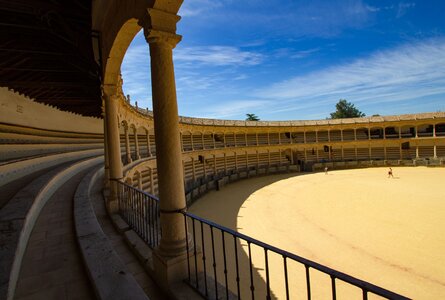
(190, 167, 445, 299)
(1, 2, 445, 299)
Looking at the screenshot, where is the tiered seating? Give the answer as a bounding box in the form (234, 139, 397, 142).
(305, 131, 316, 143)
(329, 130, 342, 141)
(386, 147, 400, 160)
(317, 131, 329, 142)
(342, 129, 355, 141)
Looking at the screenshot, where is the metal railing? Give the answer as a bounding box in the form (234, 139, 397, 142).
(115, 182, 410, 299)
(183, 211, 411, 300)
(117, 181, 161, 248)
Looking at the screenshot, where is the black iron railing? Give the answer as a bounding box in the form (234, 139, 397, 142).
(115, 182, 409, 299)
(116, 181, 161, 248)
(183, 212, 411, 300)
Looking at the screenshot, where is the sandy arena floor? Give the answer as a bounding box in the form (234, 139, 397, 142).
(189, 167, 445, 299)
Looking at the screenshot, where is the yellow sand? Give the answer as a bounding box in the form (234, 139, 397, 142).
(189, 167, 445, 299)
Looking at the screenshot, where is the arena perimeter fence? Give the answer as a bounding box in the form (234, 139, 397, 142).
(116, 180, 410, 300)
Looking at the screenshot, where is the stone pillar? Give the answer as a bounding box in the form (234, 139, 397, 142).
(124, 125, 132, 164)
(368, 128, 371, 140)
(415, 126, 418, 138)
(383, 127, 386, 139)
(201, 133, 204, 150)
(278, 132, 281, 144)
(245, 133, 248, 146)
(315, 130, 318, 143)
(434, 145, 437, 158)
(190, 133, 194, 150)
(146, 30, 187, 258)
(354, 129, 357, 141)
(223, 152, 227, 174)
(340, 129, 343, 142)
(328, 129, 331, 142)
(267, 132, 270, 145)
(191, 157, 196, 180)
(213, 133, 216, 149)
(103, 86, 123, 213)
(304, 131, 307, 144)
(102, 102, 110, 188)
(146, 129, 152, 157)
(416, 146, 419, 158)
(433, 124, 436, 137)
(134, 128, 141, 160)
(202, 156, 207, 179)
(256, 133, 259, 146)
(234, 133, 237, 147)
(223, 133, 226, 148)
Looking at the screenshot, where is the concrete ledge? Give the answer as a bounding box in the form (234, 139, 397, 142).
(0, 155, 103, 300)
(74, 167, 149, 300)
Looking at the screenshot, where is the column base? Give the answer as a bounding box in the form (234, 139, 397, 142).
(153, 248, 194, 295)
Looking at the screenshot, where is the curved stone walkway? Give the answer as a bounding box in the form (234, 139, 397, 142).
(14, 170, 95, 300)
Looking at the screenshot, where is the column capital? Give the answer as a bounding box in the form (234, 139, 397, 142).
(144, 29, 182, 49)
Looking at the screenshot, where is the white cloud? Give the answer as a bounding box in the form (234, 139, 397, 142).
(255, 38, 445, 114)
(179, 0, 224, 17)
(175, 46, 263, 66)
(193, 100, 272, 119)
(397, 2, 416, 18)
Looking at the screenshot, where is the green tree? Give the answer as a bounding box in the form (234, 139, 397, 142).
(330, 99, 365, 119)
(245, 113, 260, 121)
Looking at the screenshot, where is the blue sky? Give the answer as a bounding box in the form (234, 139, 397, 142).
(121, 0, 445, 121)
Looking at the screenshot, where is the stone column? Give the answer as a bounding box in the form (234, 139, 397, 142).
(103, 86, 123, 213)
(256, 132, 259, 146)
(434, 145, 437, 158)
(146, 30, 187, 258)
(201, 133, 204, 150)
(433, 124, 436, 137)
(245, 133, 248, 146)
(124, 125, 132, 164)
(340, 129, 343, 142)
(213, 133, 216, 149)
(146, 129, 152, 157)
(102, 102, 110, 188)
(191, 157, 196, 180)
(190, 133, 194, 151)
(416, 146, 419, 158)
(134, 128, 141, 160)
(354, 129, 357, 141)
(234, 132, 237, 147)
